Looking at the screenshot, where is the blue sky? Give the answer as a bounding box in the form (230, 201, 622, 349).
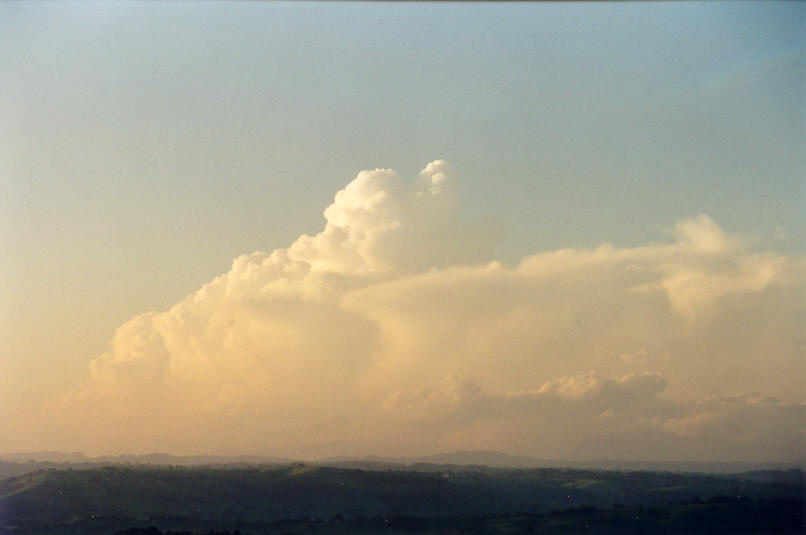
(1, 2, 803, 457)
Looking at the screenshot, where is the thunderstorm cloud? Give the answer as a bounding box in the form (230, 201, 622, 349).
(38, 162, 805, 460)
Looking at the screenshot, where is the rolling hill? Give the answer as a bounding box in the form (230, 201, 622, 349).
(1, 463, 803, 534)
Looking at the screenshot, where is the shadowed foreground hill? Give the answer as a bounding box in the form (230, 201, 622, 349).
(1, 465, 804, 534)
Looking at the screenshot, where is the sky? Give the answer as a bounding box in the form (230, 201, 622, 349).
(1, 2, 804, 461)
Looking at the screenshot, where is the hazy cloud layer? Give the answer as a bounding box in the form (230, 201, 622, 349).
(27, 162, 805, 460)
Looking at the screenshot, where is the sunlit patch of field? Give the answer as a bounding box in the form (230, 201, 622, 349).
(563, 478, 602, 489)
(287, 464, 321, 476)
(0, 472, 47, 499)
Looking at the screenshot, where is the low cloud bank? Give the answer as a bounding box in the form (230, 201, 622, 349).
(25, 162, 804, 460)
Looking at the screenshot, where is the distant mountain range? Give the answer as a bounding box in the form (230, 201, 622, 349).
(0, 451, 290, 466)
(1, 449, 802, 475)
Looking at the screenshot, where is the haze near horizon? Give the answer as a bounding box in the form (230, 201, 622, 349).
(1, 2, 803, 462)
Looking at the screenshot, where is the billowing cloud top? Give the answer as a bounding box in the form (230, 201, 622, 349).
(37, 162, 805, 461)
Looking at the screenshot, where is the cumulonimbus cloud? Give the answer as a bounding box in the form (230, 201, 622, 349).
(33, 161, 805, 460)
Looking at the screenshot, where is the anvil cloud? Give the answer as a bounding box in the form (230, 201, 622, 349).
(37, 162, 805, 460)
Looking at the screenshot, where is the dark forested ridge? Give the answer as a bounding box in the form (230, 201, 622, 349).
(1, 464, 803, 534)
(3, 451, 802, 475)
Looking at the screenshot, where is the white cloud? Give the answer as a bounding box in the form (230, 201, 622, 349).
(25, 162, 805, 460)
(380, 372, 804, 462)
